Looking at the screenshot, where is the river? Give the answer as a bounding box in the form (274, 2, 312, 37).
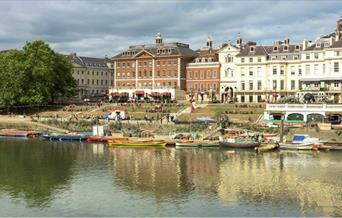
(0, 138, 341, 216)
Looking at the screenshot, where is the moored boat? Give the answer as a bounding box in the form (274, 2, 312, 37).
(108, 139, 166, 148)
(175, 140, 219, 148)
(42, 134, 88, 141)
(219, 136, 260, 148)
(279, 134, 325, 151)
(255, 142, 279, 153)
(0, 129, 40, 138)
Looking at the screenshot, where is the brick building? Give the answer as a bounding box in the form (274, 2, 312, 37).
(186, 38, 220, 102)
(110, 33, 197, 99)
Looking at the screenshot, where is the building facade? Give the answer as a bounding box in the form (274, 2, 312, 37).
(70, 53, 114, 99)
(299, 18, 342, 102)
(110, 33, 197, 99)
(186, 38, 220, 102)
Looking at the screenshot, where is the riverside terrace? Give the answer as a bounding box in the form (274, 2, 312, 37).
(262, 103, 342, 122)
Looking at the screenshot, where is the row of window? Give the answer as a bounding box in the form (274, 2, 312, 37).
(187, 70, 217, 79)
(117, 71, 178, 78)
(74, 70, 110, 77)
(117, 60, 177, 68)
(195, 57, 216, 63)
(240, 80, 297, 91)
(116, 82, 177, 87)
(187, 83, 218, 91)
(77, 79, 113, 86)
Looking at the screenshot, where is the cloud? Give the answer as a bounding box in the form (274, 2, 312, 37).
(0, 0, 341, 57)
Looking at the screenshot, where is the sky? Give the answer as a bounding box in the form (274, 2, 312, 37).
(0, 0, 342, 57)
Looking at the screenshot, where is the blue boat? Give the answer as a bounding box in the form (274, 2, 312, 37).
(41, 134, 88, 141)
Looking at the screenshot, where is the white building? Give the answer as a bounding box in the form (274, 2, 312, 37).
(218, 18, 342, 103)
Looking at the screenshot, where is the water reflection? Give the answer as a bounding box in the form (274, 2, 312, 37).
(110, 148, 342, 216)
(0, 139, 78, 208)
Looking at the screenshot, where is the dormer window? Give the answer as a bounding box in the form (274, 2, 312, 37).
(316, 43, 321, 48)
(168, 49, 172, 54)
(157, 49, 160, 54)
(250, 46, 255, 52)
(324, 42, 330, 47)
(295, 45, 300, 50)
(273, 46, 278, 51)
(284, 46, 288, 51)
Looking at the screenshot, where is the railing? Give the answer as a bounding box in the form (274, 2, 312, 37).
(266, 103, 342, 112)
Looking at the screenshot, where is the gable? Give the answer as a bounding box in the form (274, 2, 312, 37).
(134, 50, 154, 58)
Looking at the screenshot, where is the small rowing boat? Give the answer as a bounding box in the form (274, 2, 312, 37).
(176, 140, 219, 148)
(255, 142, 279, 153)
(108, 139, 166, 148)
(219, 136, 260, 148)
(0, 129, 40, 138)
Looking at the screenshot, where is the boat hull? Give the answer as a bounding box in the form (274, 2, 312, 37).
(255, 143, 279, 153)
(219, 141, 260, 148)
(176, 141, 219, 148)
(108, 140, 165, 148)
(279, 143, 318, 150)
(42, 135, 88, 141)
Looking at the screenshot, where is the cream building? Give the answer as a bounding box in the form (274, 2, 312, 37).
(70, 53, 114, 99)
(219, 18, 342, 103)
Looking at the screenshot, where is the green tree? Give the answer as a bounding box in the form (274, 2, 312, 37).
(0, 40, 77, 106)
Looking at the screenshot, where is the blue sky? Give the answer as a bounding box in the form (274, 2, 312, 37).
(0, 0, 341, 57)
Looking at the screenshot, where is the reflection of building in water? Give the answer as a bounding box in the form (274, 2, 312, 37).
(217, 152, 342, 216)
(110, 149, 224, 199)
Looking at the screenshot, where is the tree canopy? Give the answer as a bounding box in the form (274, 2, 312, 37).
(0, 40, 77, 106)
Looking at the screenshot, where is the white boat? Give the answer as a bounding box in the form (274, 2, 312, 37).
(279, 134, 325, 150)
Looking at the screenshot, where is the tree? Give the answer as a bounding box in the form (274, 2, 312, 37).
(0, 40, 77, 106)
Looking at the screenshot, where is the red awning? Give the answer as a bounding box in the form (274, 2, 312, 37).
(162, 92, 171, 96)
(149, 92, 161, 97)
(135, 90, 145, 95)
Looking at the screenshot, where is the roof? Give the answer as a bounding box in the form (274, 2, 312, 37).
(236, 44, 302, 57)
(70, 54, 108, 68)
(113, 42, 198, 59)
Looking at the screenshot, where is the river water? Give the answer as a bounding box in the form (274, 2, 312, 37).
(0, 138, 341, 217)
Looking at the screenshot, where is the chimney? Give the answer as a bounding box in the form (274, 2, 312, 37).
(303, 39, 308, 50)
(284, 38, 290, 44)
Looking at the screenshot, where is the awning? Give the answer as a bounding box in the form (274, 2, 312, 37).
(109, 92, 120, 96)
(162, 92, 171, 96)
(135, 90, 145, 95)
(149, 92, 161, 97)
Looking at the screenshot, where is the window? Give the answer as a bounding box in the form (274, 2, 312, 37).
(257, 95, 262, 102)
(249, 57, 253, 63)
(117, 63, 121, 67)
(225, 55, 233, 63)
(336, 51, 340, 56)
(157, 61, 160, 66)
(273, 80, 277, 89)
(249, 81, 253, 90)
(273, 67, 277, 75)
(188, 71, 192, 79)
(257, 80, 262, 90)
(87, 79, 90, 84)
(81, 79, 84, 85)
(258, 57, 262, 62)
(257, 67, 262, 77)
(250, 47, 255, 52)
(305, 64, 310, 75)
(241, 96, 245, 103)
(295, 45, 300, 50)
(299, 68, 302, 76)
(280, 66, 284, 75)
(207, 71, 211, 78)
(92, 79, 94, 85)
(122, 63, 126, 67)
(291, 66, 295, 75)
(213, 71, 217, 78)
(314, 53, 319, 59)
(273, 46, 278, 51)
(334, 81, 339, 87)
(241, 58, 245, 63)
(241, 81, 245, 90)
(280, 80, 284, 90)
(213, 83, 217, 91)
(194, 71, 198, 79)
(249, 68, 253, 76)
(334, 62, 339, 73)
(200, 71, 204, 79)
(314, 64, 319, 74)
(306, 54, 310, 60)
(249, 95, 253, 103)
(284, 46, 288, 51)
(241, 67, 245, 76)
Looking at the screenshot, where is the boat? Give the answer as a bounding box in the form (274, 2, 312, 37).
(255, 142, 279, 153)
(219, 136, 260, 148)
(108, 139, 166, 148)
(41, 134, 88, 141)
(0, 129, 40, 138)
(175, 140, 219, 148)
(87, 135, 128, 143)
(279, 134, 324, 151)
